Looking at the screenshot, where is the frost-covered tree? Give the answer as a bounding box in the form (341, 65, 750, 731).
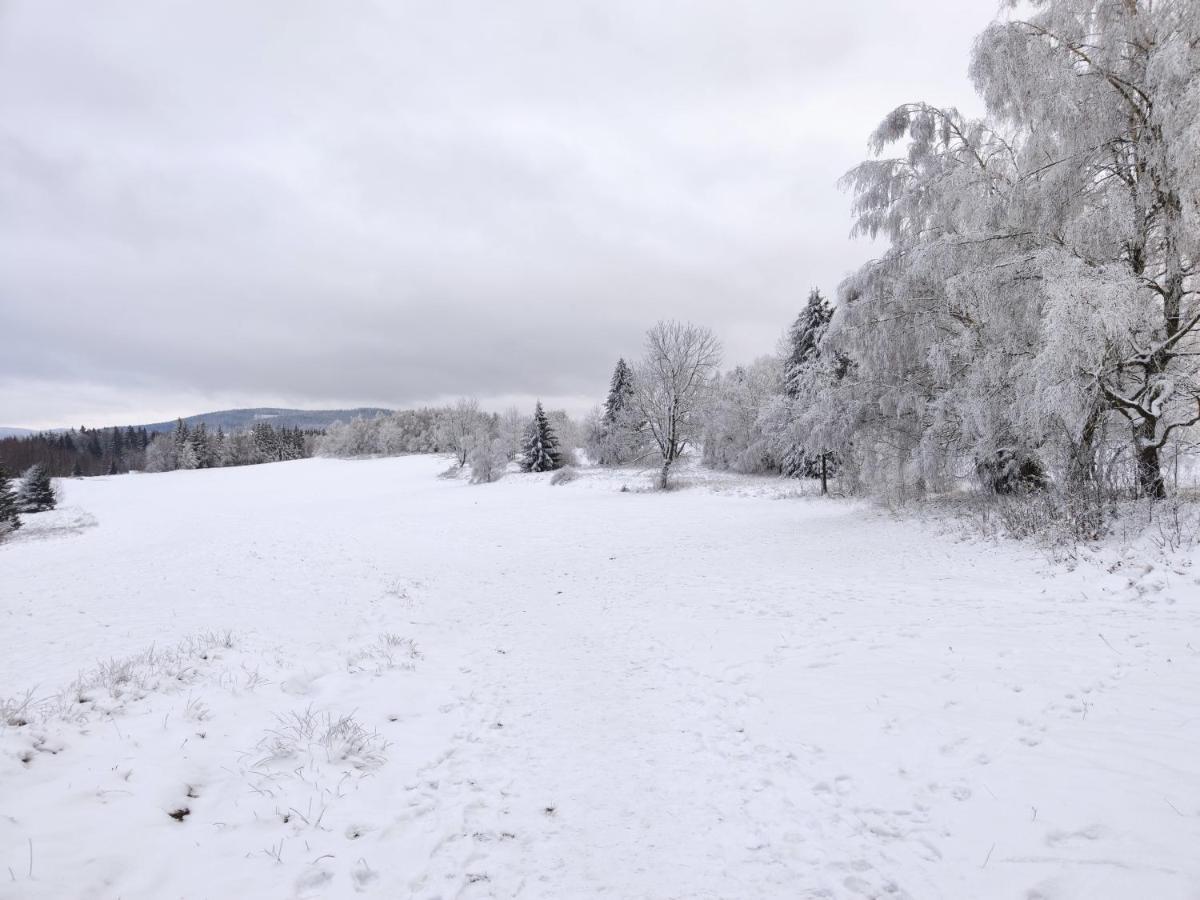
(701, 357, 785, 473)
(438, 398, 486, 468)
(0, 463, 21, 537)
(970, 0, 1200, 498)
(815, 0, 1200, 501)
(520, 401, 564, 472)
(784, 290, 833, 398)
(497, 406, 527, 461)
(143, 433, 177, 472)
(633, 320, 722, 488)
(589, 358, 646, 465)
(604, 359, 635, 422)
(176, 441, 200, 471)
(18, 463, 55, 512)
(469, 438, 509, 484)
(545, 409, 580, 467)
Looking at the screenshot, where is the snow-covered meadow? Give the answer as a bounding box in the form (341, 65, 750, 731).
(2, 456, 1198, 899)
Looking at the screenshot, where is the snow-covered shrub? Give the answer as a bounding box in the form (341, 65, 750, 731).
(972, 489, 1111, 547)
(1147, 498, 1200, 554)
(469, 438, 509, 484)
(549, 467, 578, 486)
(975, 449, 1048, 495)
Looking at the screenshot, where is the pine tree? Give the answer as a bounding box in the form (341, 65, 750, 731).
(0, 463, 22, 536)
(71, 460, 84, 478)
(18, 464, 56, 512)
(520, 401, 563, 473)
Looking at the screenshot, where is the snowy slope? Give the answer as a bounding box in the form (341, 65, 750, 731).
(1, 457, 1198, 899)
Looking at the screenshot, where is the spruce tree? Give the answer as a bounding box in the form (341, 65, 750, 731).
(780, 288, 850, 489)
(0, 463, 22, 536)
(603, 358, 635, 424)
(783, 288, 833, 399)
(18, 464, 56, 512)
(520, 402, 563, 473)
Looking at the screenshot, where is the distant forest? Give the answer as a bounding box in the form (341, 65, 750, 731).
(0, 421, 320, 477)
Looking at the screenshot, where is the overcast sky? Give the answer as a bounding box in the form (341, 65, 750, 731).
(0, 0, 996, 429)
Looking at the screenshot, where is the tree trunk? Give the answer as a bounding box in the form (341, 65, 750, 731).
(1067, 406, 1102, 492)
(820, 453, 828, 495)
(658, 458, 672, 490)
(1134, 420, 1165, 499)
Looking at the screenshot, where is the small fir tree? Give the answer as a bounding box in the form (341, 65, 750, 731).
(18, 464, 56, 512)
(520, 402, 563, 473)
(0, 463, 22, 536)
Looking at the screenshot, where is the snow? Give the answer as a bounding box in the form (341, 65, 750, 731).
(2, 456, 1198, 898)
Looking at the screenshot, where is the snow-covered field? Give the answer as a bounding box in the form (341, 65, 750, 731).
(2, 456, 1198, 899)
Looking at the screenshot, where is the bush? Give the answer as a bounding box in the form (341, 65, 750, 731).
(975, 449, 1048, 495)
(549, 467, 578, 486)
(469, 439, 508, 484)
(969, 487, 1110, 548)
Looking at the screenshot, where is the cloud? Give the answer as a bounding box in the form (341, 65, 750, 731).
(0, 0, 995, 428)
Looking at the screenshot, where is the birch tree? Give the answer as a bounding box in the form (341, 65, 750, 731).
(820, 0, 1200, 501)
(972, 0, 1200, 498)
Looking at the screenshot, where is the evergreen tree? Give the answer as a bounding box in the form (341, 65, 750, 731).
(0, 463, 22, 536)
(192, 423, 214, 467)
(603, 358, 635, 424)
(783, 289, 833, 399)
(71, 460, 84, 478)
(18, 464, 56, 512)
(778, 289, 849, 486)
(177, 441, 200, 470)
(590, 358, 645, 466)
(520, 401, 563, 473)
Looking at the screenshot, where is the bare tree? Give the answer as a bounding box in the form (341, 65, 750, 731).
(437, 397, 486, 467)
(633, 320, 722, 488)
(497, 406, 527, 460)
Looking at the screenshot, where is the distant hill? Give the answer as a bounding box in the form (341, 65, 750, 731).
(138, 407, 392, 433)
(0, 426, 34, 438)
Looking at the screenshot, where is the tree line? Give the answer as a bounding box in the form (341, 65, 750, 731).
(0, 420, 319, 479)
(0, 426, 154, 477)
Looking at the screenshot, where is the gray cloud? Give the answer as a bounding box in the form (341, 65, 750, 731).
(0, 0, 994, 428)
